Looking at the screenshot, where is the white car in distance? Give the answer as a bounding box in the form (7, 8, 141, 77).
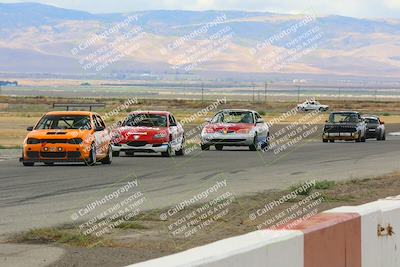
(297, 101, 329, 112)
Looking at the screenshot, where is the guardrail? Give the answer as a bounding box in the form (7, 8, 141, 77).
(128, 196, 400, 267)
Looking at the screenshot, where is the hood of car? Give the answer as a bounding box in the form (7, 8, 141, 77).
(26, 129, 90, 139)
(113, 126, 169, 142)
(204, 123, 254, 133)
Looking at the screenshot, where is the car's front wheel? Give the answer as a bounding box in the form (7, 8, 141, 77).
(249, 134, 258, 151)
(85, 144, 96, 166)
(23, 162, 34, 167)
(175, 138, 185, 156)
(162, 144, 172, 157)
(215, 144, 223, 151)
(100, 145, 113, 164)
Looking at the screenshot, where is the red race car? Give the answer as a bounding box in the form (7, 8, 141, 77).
(111, 111, 185, 157)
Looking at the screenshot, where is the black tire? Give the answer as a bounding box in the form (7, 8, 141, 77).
(100, 145, 113, 164)
(377, 133, 382, 141)
(44, 162, 54, 166)
(249, 134, 258, 151)
(329, 140, 335, 143)
(23, 162, 34, 166)
(323, 139, 328, 143)
(215, 144, 223, 151)
(112, 151, 120, 157)
(175, 138, 185, 156)
(361, 135, 366, 142)
(382, 133, 386, 141)
(85, 144, 96, 166)
(161, 144, 172, 157)
(201, 144, 210, 151)
(356, 132, 361, 143)
(125, 151, 135, 157)
(261, 134, 269, 151)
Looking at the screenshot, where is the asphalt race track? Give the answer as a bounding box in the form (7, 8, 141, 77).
(1, 136, 400, 235)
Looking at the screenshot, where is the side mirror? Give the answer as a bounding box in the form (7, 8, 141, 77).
(205, 118, 211, 123)
(95, 126, 105, 132)
(27, 126, 34, 131)
(325, 120, 328, 123)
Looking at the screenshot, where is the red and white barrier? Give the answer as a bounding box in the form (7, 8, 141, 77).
(128, 196, 400, 267)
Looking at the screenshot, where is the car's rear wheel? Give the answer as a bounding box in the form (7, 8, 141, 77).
(329, 140, 335, 143)
(100, 145, 113, 164)
(323, 139, 328, 143)
(23, 162, 34, 167)
(215, 144, 223, 151)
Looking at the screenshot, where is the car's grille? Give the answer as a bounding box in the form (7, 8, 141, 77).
(40, 139, 68, 144)
(67, 151, 81, 159)
(324, 126, 357, 133)
(127, 141, 148, 147)
(211, 139, 246, 143)
(41, 152, 67, 158)
(27, 151, 39, 159)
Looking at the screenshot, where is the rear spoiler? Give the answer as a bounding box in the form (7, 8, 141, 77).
(53, 103, 106, 111)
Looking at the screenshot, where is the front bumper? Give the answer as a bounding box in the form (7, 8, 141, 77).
(201, 133, 254, 146)
(323, 132, 359, 140)
(112, 143, 169, 153)
(21, 144, 90, 163)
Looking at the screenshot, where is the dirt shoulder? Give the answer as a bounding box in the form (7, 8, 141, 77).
(3, 172, 400, 267)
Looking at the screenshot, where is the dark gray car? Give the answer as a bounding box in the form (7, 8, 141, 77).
(362, 116, 386, 141)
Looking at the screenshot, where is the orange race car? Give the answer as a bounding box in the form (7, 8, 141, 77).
(20, 111, 112, 166)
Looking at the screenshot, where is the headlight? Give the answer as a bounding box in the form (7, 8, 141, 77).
(68, 138, 83, 144)
(203, 128, 215, 134)
(27, 138, 40, 144)
(237, 128, 251, 134)
(153, 133, 167, 139)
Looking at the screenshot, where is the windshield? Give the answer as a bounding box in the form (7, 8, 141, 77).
(124, 114, 167, 127)
(213, 111, 254, 124)
(364, 118, 379, 124)
(328, 113, 359, 123)
(35, 115, 92, 130)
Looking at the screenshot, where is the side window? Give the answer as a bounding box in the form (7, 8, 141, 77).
(212, 113, 222, 123)
(92, 115, 101, 129)
(96, 115, 106, 128)
(169, 115, 177, 126)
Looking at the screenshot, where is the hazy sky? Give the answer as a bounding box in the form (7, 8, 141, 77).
(1, 0, 400, 18)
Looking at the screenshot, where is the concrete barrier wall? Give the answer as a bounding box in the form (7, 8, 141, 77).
(128, 197, 400, 267)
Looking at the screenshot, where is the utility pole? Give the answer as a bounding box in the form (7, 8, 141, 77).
(201, 82, 204, 104)
(252, 83, 255, 103)
(297, 86, 300, 103)
(264, 82, 268, 103)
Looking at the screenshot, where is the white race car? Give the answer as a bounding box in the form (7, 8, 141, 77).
(201, 109, 269, 151)
(297, 100, 329, 112)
